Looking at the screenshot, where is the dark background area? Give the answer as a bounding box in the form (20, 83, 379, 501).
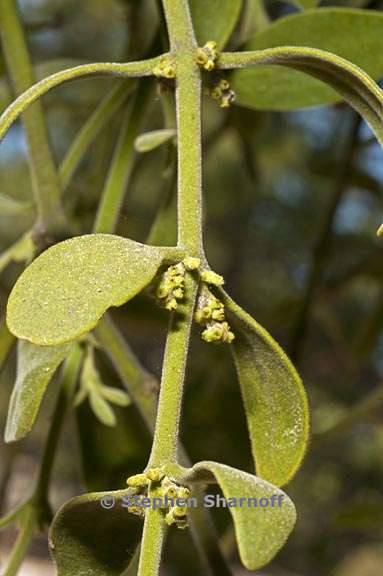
(0, 1, 383, 574)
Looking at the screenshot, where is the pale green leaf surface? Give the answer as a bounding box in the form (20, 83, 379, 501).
(190, 0, 243, 48)
(221, 292, 309, 487)
(5, 340, 72, 442)
(232, 8, 383, 109)
(186, 461, 296, 570)
(50, 489, 142, 576)
(7, 234, 175, 346)
(99, 386, 130, 407)
(135, 129, 176, 153)
(89, 392, 116, 427)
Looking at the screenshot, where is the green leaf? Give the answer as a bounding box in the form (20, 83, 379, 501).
(222, 292, 309, 487)
(99, 386, 130, 407)
(7, 234, 178, 346)
(232, 8, 383, 110)
(50, 489, 142, 576)
(89, 392, 117, 427)
(5, 340, 72, 442)
(185, 461, 296, 570)
(134, 129, 176, 153)
(0, 317, 15, 373)
(190, 0, 243, 48)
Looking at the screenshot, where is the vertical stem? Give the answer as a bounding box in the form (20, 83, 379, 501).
(138, 2, 208, 574)
(148, 277, 197, 467)
(0, 0, 66, 234)
(137, 509, 166, 576)
(162, 0, 203, 255)
(176, 72, 203, 254)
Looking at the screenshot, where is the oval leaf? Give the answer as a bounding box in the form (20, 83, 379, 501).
(190, 0, 243, 48)
(232, 8, 383, 110)
(50, 489, 142, 576)
(5, 340, 72, 442)
(89, 392, 117, 427)
(134, 129, 176, 153)
(99, 386, 130, 407)
(7, 234, 176, 346)
(221, 292, 309, 487)
(186, 461, 296, 570)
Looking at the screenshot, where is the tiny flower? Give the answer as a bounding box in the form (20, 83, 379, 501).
(127, 473, 149, 488)
(201, 270, 224, 286)
(153, 57, 176, 79)
(196, 41, 218, 71)
(146, 468, 165, 482)
(183, 256, 201, 270)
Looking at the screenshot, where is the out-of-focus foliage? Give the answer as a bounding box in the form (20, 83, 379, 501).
(0, 1, 383, 575)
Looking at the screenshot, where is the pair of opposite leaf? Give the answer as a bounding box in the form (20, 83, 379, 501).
(4, 233, 308, 572)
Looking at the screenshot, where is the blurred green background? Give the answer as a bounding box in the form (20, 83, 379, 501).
(0, 1, 383, 575)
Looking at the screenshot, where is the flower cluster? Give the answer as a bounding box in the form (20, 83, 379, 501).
(126, 468, 190, 529)
(195, 286, 235, 344)
(156, 257, 200, 311)
(196, 41, 218, 71)
(153, 56, 176, 79)
(210, 78, 236, 108)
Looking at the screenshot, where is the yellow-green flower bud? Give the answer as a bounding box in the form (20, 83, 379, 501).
(127, 473, 149, 487)
(178, 487, 190, 499)
(173, 288, 184, 299)
(146, 468, 164, 482)
(173, 505, 187, 517)
(166, 298, 178, 311)
(201, 270, 224, 286)
(196, 41, 218, 71)
(212, 308, 225, 321)
(219, 79, 230, 90)
(156, 286, 169, 299)
(183, 257, 201, 270)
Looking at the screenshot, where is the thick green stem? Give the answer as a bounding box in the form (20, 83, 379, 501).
(0, 0, 66, 233)
(136, 1, 206, 573)
(137, 509, 166, 576)
(94, 80, 152, 234)
(162, 0, 203, 255)
(148, 277, 197, 467)
(95, 316, 232, 576)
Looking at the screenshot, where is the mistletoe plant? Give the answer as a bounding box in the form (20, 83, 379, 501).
(1, 0, 383, 575)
